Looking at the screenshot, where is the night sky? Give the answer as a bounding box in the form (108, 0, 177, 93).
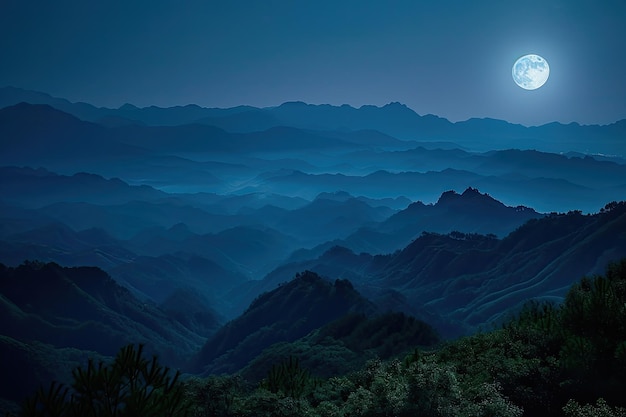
(1, 0, 625, 126)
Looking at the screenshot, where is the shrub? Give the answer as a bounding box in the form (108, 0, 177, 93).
(260, 356, 314, 399)
(563, 398, 626, 417)
(184, 375, 245, 417)
(20, 344, 189, 417)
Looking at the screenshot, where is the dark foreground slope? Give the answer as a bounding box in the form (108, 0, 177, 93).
(9, 260, 626, 417)
(0, 261, 215, 406)
(182, 260, 626, 417)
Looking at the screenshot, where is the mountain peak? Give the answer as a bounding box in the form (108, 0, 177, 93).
(382, 101, 408, 109)
(278, 101, 308, 108)
(436, 187, 499, 207)
(461, 186, 483, 197)
(438, 189, 459, 200)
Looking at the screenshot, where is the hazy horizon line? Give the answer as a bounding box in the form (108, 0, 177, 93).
(2, 85, 625, 128)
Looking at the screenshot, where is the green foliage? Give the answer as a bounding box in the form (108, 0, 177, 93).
(412, 259, 626, 416)
(240, 356, 522, 417)
(322, 356, 522, 417)
(242, 338, 362, 382)
(19, 259, 621, 417)
(240, 311, 439, 384)
(563, 398, 626, 417)
(183, 375, 245, 417)
(315, 311, 439, 357)
(195, 271, 377, 376)
(181, 259, 626, 417)
(558, 259, 626, 403)
(238, 389, 315, 417)
(20, 344, 189, 417)
(438, 327, 558, 388)
(260, 356, 316, 399)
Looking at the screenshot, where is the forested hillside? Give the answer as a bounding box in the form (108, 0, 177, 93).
(9, 260, 626, 417)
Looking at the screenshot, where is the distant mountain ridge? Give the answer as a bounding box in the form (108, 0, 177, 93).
(361, 187, 541, 250)
(284, 187, 543, 258)
(2, 101, 625, 213)
(0, 103, 145, 168)
(0, 166, 167, 208)
(2, 86, 625, 155)
(252, 167, 621, 213)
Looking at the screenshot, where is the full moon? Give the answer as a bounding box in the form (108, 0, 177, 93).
(512, 54, 550, 90)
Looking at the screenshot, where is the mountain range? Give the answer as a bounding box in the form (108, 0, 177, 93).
(2, 86, 625, 155)
(237, 202, 626, 338)
(1, 87, 625, 412)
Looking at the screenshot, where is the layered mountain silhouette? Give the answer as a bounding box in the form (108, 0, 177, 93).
(2, 100, 625, 211)
(0, 103, 144, 171)
(1, 172, 556, 322)
(281, 187, 543, 262)
(254, 202, 626, 337)
(340, 187, 542, 253)
(2, 87, 626, 413)
(250, 167, 624, 213)
(3, 86, 625, 154)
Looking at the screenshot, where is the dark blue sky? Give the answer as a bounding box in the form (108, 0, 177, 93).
(1, 0, 625, 126)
